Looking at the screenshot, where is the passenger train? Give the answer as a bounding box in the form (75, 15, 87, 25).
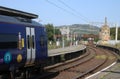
(0, 6, 47, 78)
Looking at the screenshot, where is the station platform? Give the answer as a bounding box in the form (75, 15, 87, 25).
(85, 61, 120, 79)
(48, 45, 86, 57)
(102, 62, 120, 79)
(44, 45, 86, 67)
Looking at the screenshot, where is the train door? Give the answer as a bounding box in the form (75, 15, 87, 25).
(26, 27, 36, 65)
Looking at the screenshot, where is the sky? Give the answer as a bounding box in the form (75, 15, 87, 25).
(0, 0, 120, 26)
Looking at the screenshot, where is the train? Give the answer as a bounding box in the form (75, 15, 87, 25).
(0, 6, 47, 79)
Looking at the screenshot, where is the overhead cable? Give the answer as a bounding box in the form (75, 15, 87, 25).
(58, 0, 89, 22)
(46, 0, 89, 23)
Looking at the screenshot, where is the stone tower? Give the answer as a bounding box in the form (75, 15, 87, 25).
(99, 17, 110, 44)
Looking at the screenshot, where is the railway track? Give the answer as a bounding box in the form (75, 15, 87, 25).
(1, 46, 117, 79)
(38, 46, 117, 79)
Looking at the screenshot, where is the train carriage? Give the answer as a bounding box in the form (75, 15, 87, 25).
(0, 6, 47, 78)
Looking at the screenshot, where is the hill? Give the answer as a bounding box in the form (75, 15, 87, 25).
(56, 24, 100, 35)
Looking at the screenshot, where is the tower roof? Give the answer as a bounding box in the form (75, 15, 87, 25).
(102, 17, 109, 28)
(105, 17, 107, 25)
(100, 17, 110, 31)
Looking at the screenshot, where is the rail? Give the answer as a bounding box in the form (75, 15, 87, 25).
(39, 46, 117, 79)
(97, 45, 120, 59)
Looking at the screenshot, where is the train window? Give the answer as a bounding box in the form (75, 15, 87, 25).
(40, 36, 44, 46)
(32, 35, 35, 49)
(0, 34, 18, 49)
(27, 35, 30, 49)
(15, 17, 32, 23)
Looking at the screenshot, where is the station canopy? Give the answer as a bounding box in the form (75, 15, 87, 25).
(0, 6, 38, 19)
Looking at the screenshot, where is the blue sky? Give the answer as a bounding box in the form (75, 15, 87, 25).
(0, 0, 120, 26)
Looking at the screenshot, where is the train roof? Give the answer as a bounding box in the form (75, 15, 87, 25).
(0, 6, 38, 19)
(0, 6, 44, 27)
(0, 15, 43, 27)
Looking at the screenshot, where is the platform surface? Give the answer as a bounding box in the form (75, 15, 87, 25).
(48, 45, 86, 57)
(85, 62, 120, 79)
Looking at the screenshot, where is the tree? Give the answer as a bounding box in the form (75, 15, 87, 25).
(45, 24, 54, 41)
(54, 28, 61, 40)
(110, 27, 115, 40)
(55, 29, 61, 35)
(45, 24, 61, 41)
(110, 27, 120, 40)
(118, 28, 120, 40)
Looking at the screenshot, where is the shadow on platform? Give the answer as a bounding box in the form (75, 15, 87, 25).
(102, 70, 120, 74)
(117, 59, 120, 63)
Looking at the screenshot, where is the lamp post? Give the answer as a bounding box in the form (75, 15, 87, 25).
(60, 27, 65, 48)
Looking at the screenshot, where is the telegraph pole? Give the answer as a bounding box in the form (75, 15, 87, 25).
(115, 24, 118, 43)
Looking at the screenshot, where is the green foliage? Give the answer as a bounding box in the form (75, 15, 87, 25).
(55, 29, 61, 35)
(45, 23, 61, 41)
(94, 38, 99, 42)
(110, 27, 115, 40)
(115, 43, 120, 49)
(48, 43, 61, 49)
(119, 28, 120, 40)
(45, 24, 54, 41)
(110, 27, 120, 40)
